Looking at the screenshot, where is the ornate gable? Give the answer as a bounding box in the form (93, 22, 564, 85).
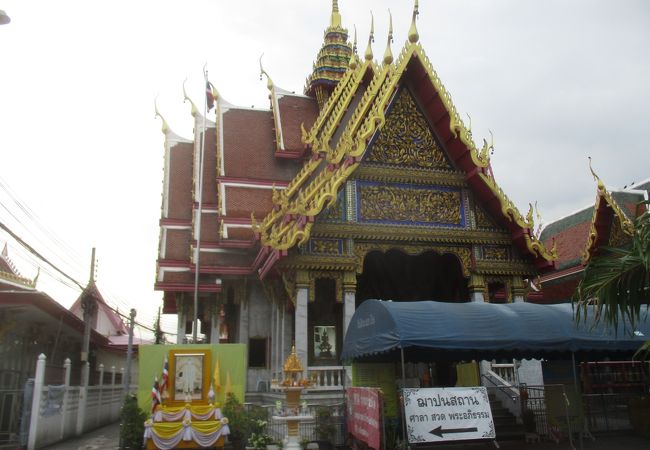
(254, 7, 556, 278)
(364, 88, 452, 171)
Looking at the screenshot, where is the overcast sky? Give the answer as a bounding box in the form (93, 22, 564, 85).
(1, 0, 649, 338)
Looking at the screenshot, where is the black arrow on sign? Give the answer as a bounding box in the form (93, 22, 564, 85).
(429, 426, 478, 438)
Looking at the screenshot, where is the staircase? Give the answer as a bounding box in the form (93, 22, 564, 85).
(488, 392, 525, 443)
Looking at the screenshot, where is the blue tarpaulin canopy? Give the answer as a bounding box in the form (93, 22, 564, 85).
(341, 300, 650, 360)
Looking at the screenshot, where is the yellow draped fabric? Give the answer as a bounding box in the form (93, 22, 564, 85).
(150, 420, 223, 438)
(159, 404, 221, 415)
(150, 422, 183, 439)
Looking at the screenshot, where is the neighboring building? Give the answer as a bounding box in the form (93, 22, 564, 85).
(0, 244, 139, 388)
(154, 0, 557, 394)
(539, 175, 649, 303)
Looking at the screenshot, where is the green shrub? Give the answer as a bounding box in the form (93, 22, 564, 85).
(120, 394, 147, 449)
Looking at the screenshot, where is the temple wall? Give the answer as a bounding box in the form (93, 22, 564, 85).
(245, 280, 272, 391)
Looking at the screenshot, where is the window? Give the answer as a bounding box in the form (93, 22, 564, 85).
(248, 338, 267, 368)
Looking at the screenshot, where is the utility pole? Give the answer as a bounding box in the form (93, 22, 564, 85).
(124, 308, 136, 391)
(80, 247, 97, 386)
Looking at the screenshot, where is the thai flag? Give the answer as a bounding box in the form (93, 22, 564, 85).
(206, 81, 216, 111)
(160, 358, 169, 394)
(151, 377, 162, 413)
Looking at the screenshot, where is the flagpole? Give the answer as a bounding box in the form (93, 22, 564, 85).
(192, 66, 209, 343)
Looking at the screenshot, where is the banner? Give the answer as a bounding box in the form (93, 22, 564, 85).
(346, 387, 381, 450)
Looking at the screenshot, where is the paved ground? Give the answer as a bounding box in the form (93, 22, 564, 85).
(39, 421, 120, 450)
(38, 423, 650, 450)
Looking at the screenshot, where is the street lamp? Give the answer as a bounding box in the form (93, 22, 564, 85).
(0, 10, 10, 25)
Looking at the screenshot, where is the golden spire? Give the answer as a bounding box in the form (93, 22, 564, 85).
(408, 0, 420, 43)
(383, 10, 394, 65)
(259, 53, 274, 91)
(330, 0, 342, 29)
(349, 25, 358, 69)
(154, 97, 169, 134)
(364, 12, 374, 61)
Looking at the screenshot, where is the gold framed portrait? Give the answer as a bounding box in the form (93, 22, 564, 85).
(168, 349, 211, 406)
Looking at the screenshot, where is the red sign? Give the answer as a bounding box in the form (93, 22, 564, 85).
(347, 387, 382, 450)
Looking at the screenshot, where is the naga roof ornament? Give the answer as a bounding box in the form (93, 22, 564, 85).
(408, 0, 419, 44)
(382, 10, 394, 65)
(182, 79, 199, 118)
(154, 98, 170, 134)
(364, 12, 374, 62)
(349, 25, 358, 70)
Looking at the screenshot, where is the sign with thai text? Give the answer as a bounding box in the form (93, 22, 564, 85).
(402, 387, 495, 443)
(347, 387, 381, 450)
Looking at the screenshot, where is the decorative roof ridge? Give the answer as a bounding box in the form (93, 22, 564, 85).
(628, 178, 650, 192)
(582, 159, 635, 264)
(0, 269, 37, 289)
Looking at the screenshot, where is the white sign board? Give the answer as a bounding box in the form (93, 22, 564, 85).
(403, 387, 495, 443)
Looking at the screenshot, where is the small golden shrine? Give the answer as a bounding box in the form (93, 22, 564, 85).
(281, 346, 310, 388)
(273, 346, 313, 450)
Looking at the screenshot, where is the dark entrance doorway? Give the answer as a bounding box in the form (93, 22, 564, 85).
(355, 249, 469, 305)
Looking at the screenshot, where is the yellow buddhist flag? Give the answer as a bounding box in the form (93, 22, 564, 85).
(224, 371, 232, 397)
(213, 357, 221, 393)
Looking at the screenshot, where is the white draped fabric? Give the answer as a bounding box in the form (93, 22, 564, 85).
(144, 418, 230, 450)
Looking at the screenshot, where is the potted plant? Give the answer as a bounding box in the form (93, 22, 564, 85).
(313, 406, 336, 450)
(223, 393, 248, 450)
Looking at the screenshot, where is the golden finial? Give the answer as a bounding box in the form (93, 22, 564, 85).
(364, 12, 374, 61)
(349, 25, 358, 69)
(588, 156, 605, 191)
(383, 9, 394, 65)
(330, 0, 342, 29)
(408, 0, 420, 43)
(259, 53, 274, 91)
(154, 97, 169, 134)
(182, 79, 198, 117)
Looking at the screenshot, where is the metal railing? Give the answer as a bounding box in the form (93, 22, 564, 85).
(582, 392, 635, 432)
(249, 402, 346, 447)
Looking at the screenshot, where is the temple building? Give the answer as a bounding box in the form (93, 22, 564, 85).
(538, 171, 649, 303)
(154, 0, 557, 392)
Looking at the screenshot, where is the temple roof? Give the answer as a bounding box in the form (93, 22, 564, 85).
(254, 32, 556, 277)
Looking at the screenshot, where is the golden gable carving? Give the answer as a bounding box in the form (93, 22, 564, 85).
(366, 88, 450, 170)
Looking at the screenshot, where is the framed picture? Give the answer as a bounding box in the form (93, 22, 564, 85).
(168, 349, 211, 405)
(314, 326, 336, 359)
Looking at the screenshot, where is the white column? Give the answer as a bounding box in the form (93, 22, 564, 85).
(275, 301, 281, 379)
(238, 297, 249, 344)
(295, 287, 308, 376)
(471, 292, 485, 302)
(27, 354, 46, 450)
(343, 291, 356, 338)
(177, 305, 186, 344)
(281, 304, 287, 371)
(210, 296, 221, 344)
(60, 358, 71, 439)
(76, 361, 89, 435)
(97, 364, 104, 427)
(513, 295, 525, 303)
